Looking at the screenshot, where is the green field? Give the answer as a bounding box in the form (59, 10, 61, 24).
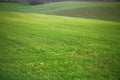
(0, 2, 120, 21)
(0, 2, 120, 80)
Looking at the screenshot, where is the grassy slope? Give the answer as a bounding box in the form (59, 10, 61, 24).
(0, 2, 120, 21)
(0, 12, 120, 80)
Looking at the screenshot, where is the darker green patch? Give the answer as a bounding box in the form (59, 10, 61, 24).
(54, 6, 120, 22)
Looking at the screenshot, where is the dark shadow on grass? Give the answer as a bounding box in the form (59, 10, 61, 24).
(51, 6, 120, 22)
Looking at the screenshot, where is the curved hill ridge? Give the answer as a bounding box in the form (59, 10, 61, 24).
(0, 2, 120, 21)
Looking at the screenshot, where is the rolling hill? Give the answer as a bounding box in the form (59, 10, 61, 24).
(0, 2, 120, 21)
(0, 2, 120, 80)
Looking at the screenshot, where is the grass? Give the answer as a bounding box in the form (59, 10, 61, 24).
(53, 6, 120, 21)
(0, 2, 120, 21)
(0, 1, 120, 80)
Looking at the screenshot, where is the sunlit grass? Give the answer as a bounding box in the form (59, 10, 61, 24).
(0, 12, 120, 80)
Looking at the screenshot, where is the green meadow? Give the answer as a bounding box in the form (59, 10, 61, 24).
(0, 2, 120, 80)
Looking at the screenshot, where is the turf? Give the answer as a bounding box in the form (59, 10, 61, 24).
(0, 2, 120, 21)
(0, 1, 120, 80)
(0, 12, 120, 80)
